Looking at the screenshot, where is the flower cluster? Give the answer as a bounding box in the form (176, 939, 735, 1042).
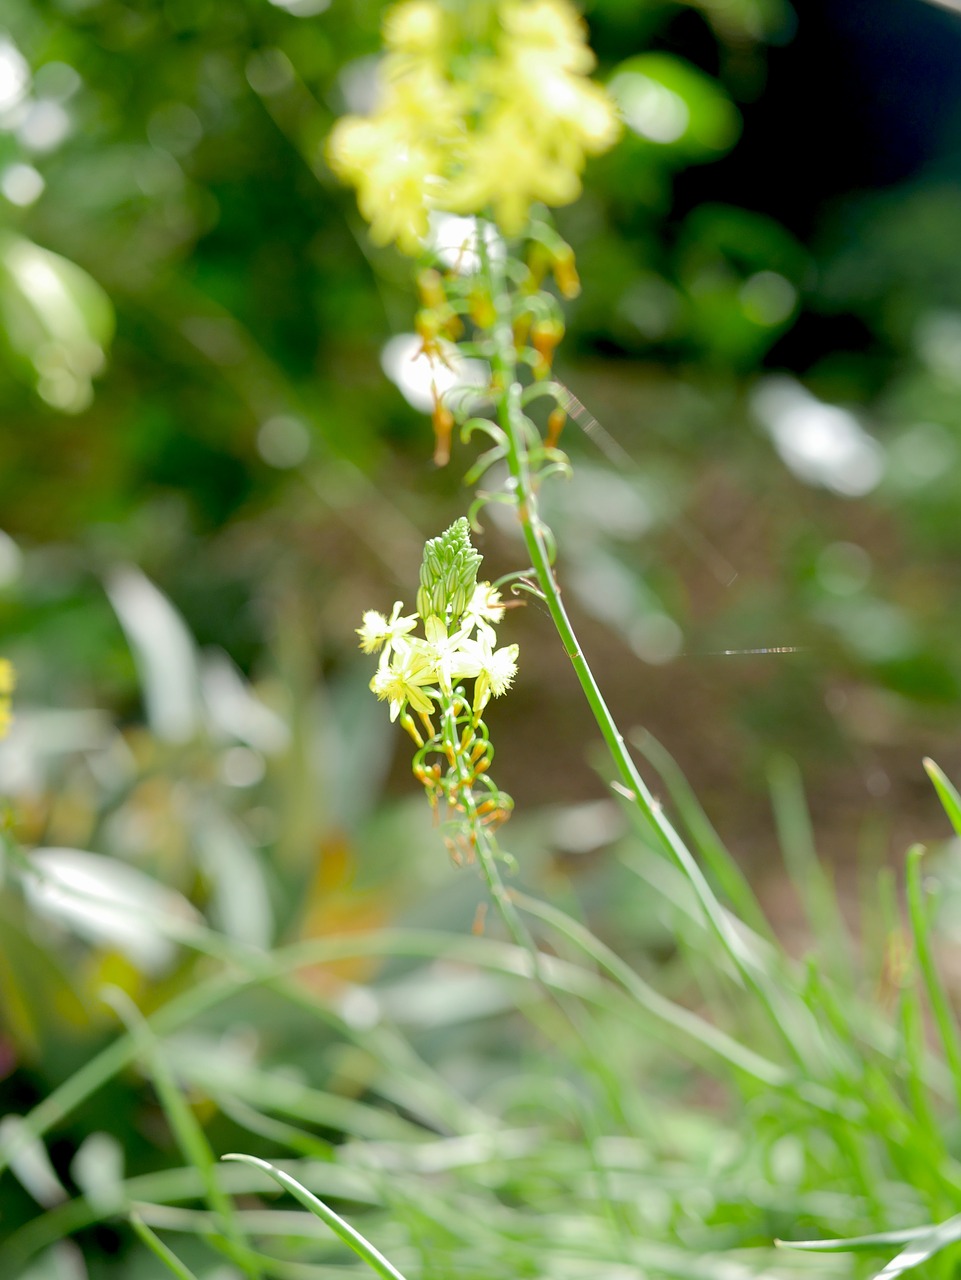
(0, 659, 13, 739)
(328, 0, 620, 252)
(359, 520, 518, 852)
(358, 586, 514, 727)
(359, 575, 517, 730)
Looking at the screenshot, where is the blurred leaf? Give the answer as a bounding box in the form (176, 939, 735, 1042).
(0, 1117, 67, 1209)
(22, 847, 200, 975)
(105, 567, 203, 744)
(104, 987, 259, 1278)
(610, 54, 740, 159)
(70, 1132, 125, 1216)
(691, 0, 797, 43)
(676, 205, 807, 363)
(194, 810, 274, 949)
(200, 649, 289, 755)
(0, 893, 88, 1054)
(905, 844, 961, 1115)
(778, 1225, 943, 1252)
(0, 232, 113, 413)
(782, 1214, 961, 1280)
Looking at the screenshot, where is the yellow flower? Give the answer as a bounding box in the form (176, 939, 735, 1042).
(485, 1, 622, 221)
(370, 639, 438, 721)
(328, 115, 439, 255)
(384, 0, 449, 56)
(485, 642, 518, 696)
(445, 110, 583, 234)
(357, 601, 419, 656)
(327, 0, 620, 251)
(462, 633, 518, 713)
(499, 0, 595, 74)
(463, 582, 506, 631)
(422, 614, 471, 694)
(0, 658, 14, 739)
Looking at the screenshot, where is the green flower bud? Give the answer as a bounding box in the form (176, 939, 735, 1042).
(416, 517, 483, 623)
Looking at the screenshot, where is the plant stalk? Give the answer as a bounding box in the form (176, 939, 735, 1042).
(480, 239, 819, 1072)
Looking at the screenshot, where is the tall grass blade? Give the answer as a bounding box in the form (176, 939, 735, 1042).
(513, 891, 789, 1087)
(784, 1215, 961, 1280)
(630, 727, 772, 938)
(778, 1224, 951, 1252)
(130, 1211, 201, 1280)
(103, 988, 261, 1279)
(222, 1153, 409, 1280)
(923, 758, 961, 838)
(898, 983, 944, 1164)
(905, 844, 961, 1116)
(614, 776, 826, 1076)
(769, 754, 852, 981)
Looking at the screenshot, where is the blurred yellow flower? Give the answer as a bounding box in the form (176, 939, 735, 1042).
(383, 0, 449, 57)
(327, 69, 458, 252)
(0, 658, 14, 739)
(357, 601, 419, 656)
(327, 0, 620, 251)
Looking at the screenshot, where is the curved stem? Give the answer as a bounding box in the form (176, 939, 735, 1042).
(436, 691, 538, 963)
(479, 238, 818, 1073)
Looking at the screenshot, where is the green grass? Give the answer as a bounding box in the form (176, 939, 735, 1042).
(3, 749, 961, 1279)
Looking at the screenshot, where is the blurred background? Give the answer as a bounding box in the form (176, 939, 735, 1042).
(3, 0, 961, 1269)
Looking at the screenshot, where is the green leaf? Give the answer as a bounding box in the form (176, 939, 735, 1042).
(675, 204, 807, 363)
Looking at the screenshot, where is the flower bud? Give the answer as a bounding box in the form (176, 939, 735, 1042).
(432, 398, 455, 467)
(546, 406, 566, 448)
(552, 247, 581, 299)
(417, 268, 447, 311)
(530, 316, 565, 378)
(468, 286, 497, 330)
(416, 517, 483, 622)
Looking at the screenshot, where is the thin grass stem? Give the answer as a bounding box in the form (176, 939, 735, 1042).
(905, 844, 961, 1118)
(130, 1211, 202, 1280)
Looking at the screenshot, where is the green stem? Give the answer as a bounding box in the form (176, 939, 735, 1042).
(481, 239, 815, 1073)
(437, 691, 534, 959)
